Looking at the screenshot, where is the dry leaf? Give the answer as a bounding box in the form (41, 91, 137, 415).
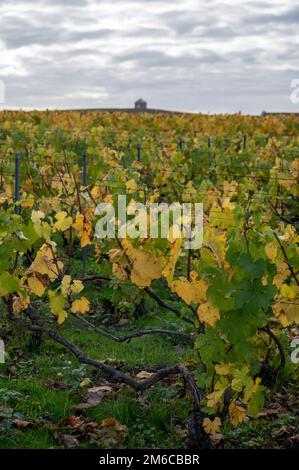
(135, 371, 155, 380)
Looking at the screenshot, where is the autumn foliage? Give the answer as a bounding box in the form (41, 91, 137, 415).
(0, 110, 298, 443)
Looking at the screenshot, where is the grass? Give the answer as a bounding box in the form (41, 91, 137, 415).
(0, 310, 195, 449)
(0, 287, 297, 449)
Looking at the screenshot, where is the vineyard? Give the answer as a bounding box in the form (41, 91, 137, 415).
(0, 110, 298, 449)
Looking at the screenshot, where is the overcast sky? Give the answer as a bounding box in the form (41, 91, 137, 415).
(0, 0, 298, 114)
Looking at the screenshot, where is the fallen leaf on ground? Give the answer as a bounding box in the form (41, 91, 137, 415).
(53, 432, 79, 448)
(101, 418, 117, 427)
(135, 371, 155, 380)
(72, 385, 113, 410)
(79, 377, 91, 387)
(203, 417, 222, 436)
(13, 419, 35, 428)
(58, 415, 85, 428)
(52, 416, 128, 448)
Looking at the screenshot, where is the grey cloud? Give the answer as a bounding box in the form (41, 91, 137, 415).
(246, 6, 299, 25)
(4, 0, 89, 5)
(118, 49, 226, 68)
(158, 10, 204, 36)
(0, 17, 63, 48)
(0, 16, 116, 49)
(0, 0, 298, 114)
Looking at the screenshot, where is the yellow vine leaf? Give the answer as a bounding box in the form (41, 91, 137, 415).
(73, 212, 92, 247)
(131, 251, 164, 287)
(162, 238, 183, 287)
(171, 278, 194, 305)
(202, 227, 227, 267)
(31, 210, 45, 224)
(103, 193, 113, 204)
(223, 180, 238, 196)
(274, 303, 299, 326)
(73, 212, 84, 232)
(112, 263, 128, 281)
(27, 275, 47, 297)
(61, 275, 71, 296)
(81, 228, 92, 248)
(215, 363, 232, 376)
(222, 197, 235, 210)
(31, 210, 51, 242)
(108, 248, 122, 261)
(291, 159, 299, 179)
(243, 377, 262, 404)
(197, 302, 220, 326)
(61, 276, 84, 296)
(49, 196, 62, 213)
(28, 244, 63, 281)
(229, 400, 246, 427)
(0, 184, 13, 205)
(121, 240, 164, 287)
(280, 284, 298, 300)
(12, 294, 30, 314)
(71, 297, 90, 314)
(171, 272, 208, 305)
(53, 211, 73, 232)
(272, 303, 289, 327)
(21, 194, 35, 209)
(126, 179, 138, 193)
(284, 303, 299, 324)
(90, 186, 102, 200)
(72, 280, 84, 295)
(273, 261, 290, 288)
(190, 271, 208, 303)
(203, 417, 222, 436)
(49, 290, 68, 325)
(121, 239, 135, 259)
(265, 241, 277, 261)
(282, 224, 299, 243)
(206, 378, 228, 408)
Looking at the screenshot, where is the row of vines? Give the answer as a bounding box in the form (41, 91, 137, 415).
(0, 110, 298, 446)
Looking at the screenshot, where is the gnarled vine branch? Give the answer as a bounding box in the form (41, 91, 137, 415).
(7, 306, 204, 417)
(71, 313, 194, 343)
(260, 325, 286, 372)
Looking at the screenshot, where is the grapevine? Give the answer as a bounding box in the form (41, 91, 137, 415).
(0, 110, 298, 447)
